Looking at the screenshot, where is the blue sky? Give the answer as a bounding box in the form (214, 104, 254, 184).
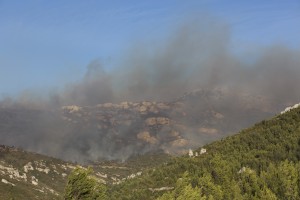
(0, 0, 299, 97)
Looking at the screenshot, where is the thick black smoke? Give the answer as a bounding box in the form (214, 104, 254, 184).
(1, 17, 300, 162)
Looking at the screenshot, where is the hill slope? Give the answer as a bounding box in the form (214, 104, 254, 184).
(0, 145, 75, 200)
(2, 104, 299, 199)
(109, 106, 300, 199)
(0, 145, 171, 199)
(0, 88, 277, 162)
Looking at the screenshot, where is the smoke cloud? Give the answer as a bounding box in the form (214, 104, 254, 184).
(1, 17, 300, 162)
(57, 19, 300, 105)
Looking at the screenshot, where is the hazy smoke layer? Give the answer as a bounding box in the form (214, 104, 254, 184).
(57, 19, 300, 105)
(1, 17, 300, 162)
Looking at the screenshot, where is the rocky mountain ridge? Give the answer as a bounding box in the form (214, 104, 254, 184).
(0, 88, 279, 162)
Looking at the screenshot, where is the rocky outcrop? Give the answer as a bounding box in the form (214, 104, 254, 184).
(137, 132, 158, 145)
(280, 103, 300, 114)
(145, 117, 170, 126)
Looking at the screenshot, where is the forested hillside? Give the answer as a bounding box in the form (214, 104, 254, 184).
(96, 106, 300, 199)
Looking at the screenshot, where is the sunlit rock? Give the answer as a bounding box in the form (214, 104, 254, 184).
(137, 131, 158, 144)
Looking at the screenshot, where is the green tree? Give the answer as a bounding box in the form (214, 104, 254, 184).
(157, 172, 206, 200)
(198, 172, 223, 199)
(277, 160, 299, 199)
(260, 187, 277, 200)
(64, 167, 108, 200)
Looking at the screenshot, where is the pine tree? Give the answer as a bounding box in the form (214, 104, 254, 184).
(64, 167, 108, 200)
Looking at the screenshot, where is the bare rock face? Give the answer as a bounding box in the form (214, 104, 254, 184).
(145, 117, 157, 126)
(145, 117, 170, 126)
(156, 117, 170, 125)
(137, 132, 158, 145)
(62, 105, 82, 113)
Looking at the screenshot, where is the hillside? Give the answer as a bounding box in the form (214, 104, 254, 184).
(107, 106, 300, 199)
(0, 145, 171, 199)
(1, 103, 300, 199)
(0, 88, 277, 163)
(0, 145, 74, 199)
